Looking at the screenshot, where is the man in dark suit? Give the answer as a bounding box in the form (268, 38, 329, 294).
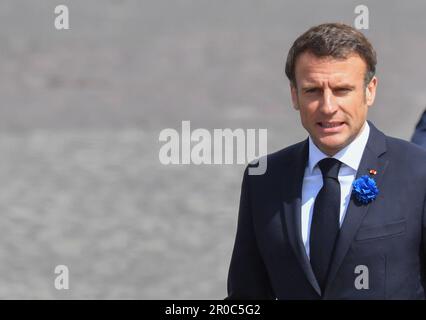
(226, 23, 426, 299)
(412, 109, 426, 148)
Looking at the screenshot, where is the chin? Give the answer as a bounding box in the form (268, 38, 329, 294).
(317, 138, 348, 154)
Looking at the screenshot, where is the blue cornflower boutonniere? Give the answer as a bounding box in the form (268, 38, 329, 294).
(352, 170, 379, 204)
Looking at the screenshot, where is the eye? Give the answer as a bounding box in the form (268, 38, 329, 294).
(336, 88, 351, 93)
(305, 88, 318, 93)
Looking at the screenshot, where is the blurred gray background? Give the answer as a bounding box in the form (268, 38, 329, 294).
(0, 0, 424, 299)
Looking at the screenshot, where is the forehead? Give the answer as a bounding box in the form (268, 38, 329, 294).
(294, 51, 366, 85)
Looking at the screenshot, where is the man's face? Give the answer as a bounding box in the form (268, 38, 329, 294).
(290, 51, 377, 156)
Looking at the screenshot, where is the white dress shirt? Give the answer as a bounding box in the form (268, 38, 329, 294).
(301, 121, 370, 258)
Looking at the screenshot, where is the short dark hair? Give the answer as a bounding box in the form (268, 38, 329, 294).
(285, 23, 377, 87)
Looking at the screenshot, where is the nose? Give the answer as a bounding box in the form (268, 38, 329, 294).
(319, 89, 338, 114)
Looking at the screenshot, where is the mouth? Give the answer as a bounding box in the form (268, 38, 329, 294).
(316, 121, 346, 133)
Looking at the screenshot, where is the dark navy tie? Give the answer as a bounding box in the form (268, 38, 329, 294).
(309, 157, 342, 292)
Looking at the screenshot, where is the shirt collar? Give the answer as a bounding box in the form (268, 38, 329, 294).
(308, 121, 370, 174)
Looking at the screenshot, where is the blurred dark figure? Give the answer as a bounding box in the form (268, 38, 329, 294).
(411, 109, 426, 148)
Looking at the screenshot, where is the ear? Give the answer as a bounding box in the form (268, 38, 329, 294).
(290, 83, 299, 110)
(365, 76, 378, 107)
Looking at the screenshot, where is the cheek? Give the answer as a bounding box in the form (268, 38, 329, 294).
(336, 94, 358, 107)
(299, 109, 317, 131)
(339, 96, 368, 120)
(353, 101, 369, 119)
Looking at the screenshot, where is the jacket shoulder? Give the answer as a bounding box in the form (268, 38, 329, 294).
(385, 135, 426, 159)
(245, 139, 307, 178)
(266, 140, 306, 165)
(383, 135, 426, 179)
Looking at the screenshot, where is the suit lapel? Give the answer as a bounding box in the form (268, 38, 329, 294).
(324, 122, 389, 295)
(282, 139, 322, 296)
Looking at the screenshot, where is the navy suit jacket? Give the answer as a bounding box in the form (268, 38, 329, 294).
(412, 110, 426, 148)
(227, 121, 426, 299)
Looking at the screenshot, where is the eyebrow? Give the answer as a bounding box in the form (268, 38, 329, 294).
(301, 84, 356, 91)
(332, 84, 356, 89)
